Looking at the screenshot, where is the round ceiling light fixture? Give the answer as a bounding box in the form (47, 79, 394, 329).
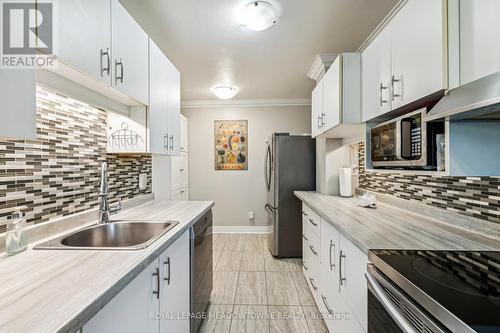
(240, 1, 278, 31)
(212, 85, 239, 99)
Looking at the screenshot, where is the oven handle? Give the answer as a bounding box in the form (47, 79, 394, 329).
(365, 271, 418, 333)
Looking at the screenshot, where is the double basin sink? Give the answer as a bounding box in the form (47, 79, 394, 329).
(35, 221, 179, 250)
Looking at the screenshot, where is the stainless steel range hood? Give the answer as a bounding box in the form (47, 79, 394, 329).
(426, 71, 500, 121)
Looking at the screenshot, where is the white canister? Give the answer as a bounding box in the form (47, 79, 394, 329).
(339, 167, 353, 197)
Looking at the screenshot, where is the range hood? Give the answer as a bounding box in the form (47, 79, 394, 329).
(426, 71, 500, 121)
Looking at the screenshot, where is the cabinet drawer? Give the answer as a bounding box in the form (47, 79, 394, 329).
(302, 204, 320, 236)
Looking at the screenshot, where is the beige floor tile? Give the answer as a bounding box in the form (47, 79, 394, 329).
(224, 235, 246, 251)
(264, 252, 302, 272)
(303, 306, 329, 333)
(290, 272, 315, 306)
(266, 272, 301, 306)
(213, 234, 229, 251)
(240, 251, 265, 271)
(199, 304, 233, 333)
(243, 235, 268, 251)
(235, 272, 267, 305)
(216, 251, 243, 271)
(231, 305, 270, 333)
(268, 306, 309, 333)
(211, 271, 239, 304)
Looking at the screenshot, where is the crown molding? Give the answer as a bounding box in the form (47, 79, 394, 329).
(181, 98, 311, 109)
(357, 0, 408, 52)
(307, 54, 338, 81)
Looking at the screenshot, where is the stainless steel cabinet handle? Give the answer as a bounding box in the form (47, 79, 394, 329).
(391, 75, 401, 101)
(321, 112, 326, 126)
(180, 190, 185, 194)
(164, 134, 169, 152)
(329, 240, 335, 271)
(365, 271, 418, 333)
(100, 48, 110, 76)
(115, 59, 124, 84)
(309, 245, 318, 256)
(339, 250, 346, 289)
(321, 294, 334, 315)
(169, 135, 174, 150)
(309, 277, 318, 291)
(302, 233, 308, 241)
(309, 218, 318, 227)
(379, 83, 388, 107)
(153, 267, 160, 299)
(164, 257, 171, 285)
(317, 115, 322, 129)
(302, 260, 308, 270)
(179, 168, 185, 172)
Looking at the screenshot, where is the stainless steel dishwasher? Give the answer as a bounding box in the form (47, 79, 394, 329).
(190, 210, 213, 333)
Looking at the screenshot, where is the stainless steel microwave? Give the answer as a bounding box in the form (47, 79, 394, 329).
(371, 109, 427, 168)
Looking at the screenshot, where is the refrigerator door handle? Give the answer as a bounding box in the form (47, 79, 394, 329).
(265, 143, 272, 191)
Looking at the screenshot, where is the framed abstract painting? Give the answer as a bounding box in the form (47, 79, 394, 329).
(214, 120, 248, 170)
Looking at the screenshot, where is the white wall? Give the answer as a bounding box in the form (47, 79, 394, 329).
(182, 106, 311, 227)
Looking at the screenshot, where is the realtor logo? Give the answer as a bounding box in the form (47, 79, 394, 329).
(1, 1, 56, 68)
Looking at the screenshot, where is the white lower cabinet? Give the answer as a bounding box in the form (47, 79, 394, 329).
(171, 188, 189, 201)
(301, 203, 368, 333)
(159, 231, 190, 333)
(82, 260, 159, 333)
(82, 230, 190, 333)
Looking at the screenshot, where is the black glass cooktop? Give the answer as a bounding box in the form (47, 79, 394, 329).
(370, 250, 500, 333)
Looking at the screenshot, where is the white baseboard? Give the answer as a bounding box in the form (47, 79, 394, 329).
(211, 225, 272, 235)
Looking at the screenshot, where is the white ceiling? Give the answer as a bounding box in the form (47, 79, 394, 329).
(121, 0, 398, 102)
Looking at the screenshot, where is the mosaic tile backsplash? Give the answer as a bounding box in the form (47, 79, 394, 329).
(357, 142, 500, 224)
(0, 86, 152, 233)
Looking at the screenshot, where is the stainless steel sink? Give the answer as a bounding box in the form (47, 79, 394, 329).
(34, 221, 179, 250)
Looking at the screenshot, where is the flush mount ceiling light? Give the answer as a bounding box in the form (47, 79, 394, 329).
(240, 1, 278, 31)
(212, 85, 239, 99)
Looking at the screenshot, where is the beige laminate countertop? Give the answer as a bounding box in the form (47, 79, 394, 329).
(0, 199, 214, 333)
(295, 191, 500, 254)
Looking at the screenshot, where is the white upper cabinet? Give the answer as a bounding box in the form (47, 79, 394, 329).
(322, 57, 341, 130)
(166, 63, 181, 156)
(148, 39, 181, 156)
(460, 0, 500, 85)
(312, 53, 362, 138)
(55, 0, 112, 85)
(180, 115, 188, 152)
(361, 0, 447, 122)
(389, 0, 446, 110)
(111, 0, 149, 105)
(311, 79, 323, 137)
(0, 70, 37, 140)
(149, 40, 170, 154)
(362, 29, 391, 122)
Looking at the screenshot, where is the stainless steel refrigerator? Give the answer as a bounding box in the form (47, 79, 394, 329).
(265, 133, 315, 258)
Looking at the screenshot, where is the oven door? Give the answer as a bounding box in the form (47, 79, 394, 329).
(366, 265, 448, 333)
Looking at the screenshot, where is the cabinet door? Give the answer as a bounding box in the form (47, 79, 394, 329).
(111, 0, 149, 105)
(320, 220, 340, 287)
(159, 231, 190, 333)
(389, 0, 446, 109)
(180, 155, 189, 188)
(361, 30, 391, 122)
(460, 0, 500, 85)
(83, 260, 159, 333)
(180, 115, 188, 152)
(339, 233, 368, 332)
(311, 79, 323, 137)
(166, 60, 181, 156)
(149, 39, 169, 154)
(322, 57, 341, 130)
(55, 0, 111, 85)
(170, 156, 182, 190)
(0, 70, 36, 140)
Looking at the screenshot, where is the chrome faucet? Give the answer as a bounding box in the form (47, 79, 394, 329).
(98, 162, 121, 224)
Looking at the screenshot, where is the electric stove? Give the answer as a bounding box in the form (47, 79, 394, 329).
(367, 250, 500, 333)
